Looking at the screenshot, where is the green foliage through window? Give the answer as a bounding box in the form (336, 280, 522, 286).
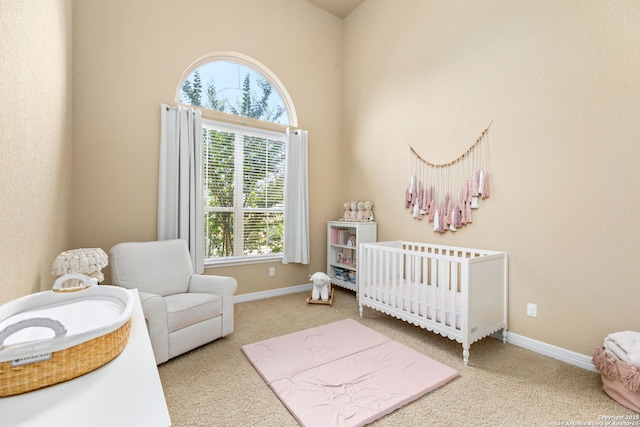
(179, 62, 288, 125)
(203, 125, 286, 260)
(180, 60, 289, 262)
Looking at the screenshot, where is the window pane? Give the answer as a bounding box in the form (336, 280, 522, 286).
(179, 61, 289, 125)
(243, 211, 284, 255)
(203, 129, 235, 208)
(204, 211, 234, 258)
(243, 135, 286, 209)
(203, 121, 286, 261)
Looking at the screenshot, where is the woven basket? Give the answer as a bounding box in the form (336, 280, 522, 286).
(0, 274, 133, 397)
(593, 346, 640, 413)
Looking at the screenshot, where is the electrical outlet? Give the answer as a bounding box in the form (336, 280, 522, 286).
(527, 303, 537, 318)
(269, 267, 275, 277)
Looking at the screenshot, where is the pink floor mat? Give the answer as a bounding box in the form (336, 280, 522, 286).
(242, 319, 459, 427)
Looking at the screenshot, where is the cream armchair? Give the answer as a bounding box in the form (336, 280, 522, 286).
(109, 239, 237, 364)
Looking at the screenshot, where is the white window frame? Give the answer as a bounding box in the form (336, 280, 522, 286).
(203, 118, 287, 268)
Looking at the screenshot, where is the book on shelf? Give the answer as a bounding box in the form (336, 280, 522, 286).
(331, 228, 340, 244)
(333, 267, 345, 280)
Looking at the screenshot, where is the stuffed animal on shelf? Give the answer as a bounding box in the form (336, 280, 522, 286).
(349, 201, 358, 221)
(356, 201, 365, 221)
(342, 202, 351, 221)
(363, 200, 374, 221)
(309, 272, 331, 302)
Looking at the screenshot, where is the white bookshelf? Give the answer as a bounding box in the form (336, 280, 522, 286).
(327, 221, 377, 293)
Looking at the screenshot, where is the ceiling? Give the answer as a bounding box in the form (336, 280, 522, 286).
(305, 0, 365, 18)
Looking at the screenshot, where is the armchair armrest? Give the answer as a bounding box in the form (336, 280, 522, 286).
(188, 275, 237, 296)
(137, 291, 169, 365)
(188, 275, 237, 337)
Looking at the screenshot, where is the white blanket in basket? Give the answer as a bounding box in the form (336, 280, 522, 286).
(604, 331, 640, 368)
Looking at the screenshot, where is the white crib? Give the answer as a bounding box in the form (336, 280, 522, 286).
(358, 241, 507, 365)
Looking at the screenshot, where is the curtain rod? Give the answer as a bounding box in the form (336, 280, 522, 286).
(163, 103, 299, 134)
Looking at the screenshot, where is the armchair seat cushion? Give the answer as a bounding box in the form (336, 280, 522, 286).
(165, 292, 222, 333)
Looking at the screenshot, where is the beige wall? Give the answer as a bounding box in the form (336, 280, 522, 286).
(0, 0, 73, 303)
(343, 0, 640, 355)
(72, 0, 343, 293)
(4, 0, 639, 359)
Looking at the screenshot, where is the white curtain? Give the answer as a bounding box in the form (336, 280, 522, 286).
(158, 104, 204, 273)
(282, 128, 310, 264)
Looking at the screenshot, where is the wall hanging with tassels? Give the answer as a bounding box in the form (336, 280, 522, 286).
(405, 122, 492, 233)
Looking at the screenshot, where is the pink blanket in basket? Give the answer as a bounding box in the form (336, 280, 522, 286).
(242, 319, 459, 427)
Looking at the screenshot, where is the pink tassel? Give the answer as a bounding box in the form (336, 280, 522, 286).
(449, 206, 457, 231)
(420, 188, 428, 215)
(593, 347, 620, 380)
(413, 182, 421, 217)
(444, 194, 451, 225)
(455, 203, 463, 228)
(482, 172, 491, 199)
(592, 347, 608, 372)
(406, 175, 415, 208)
(623, 367, 640, 392)
(465, 201, 473, 223)
(439, 205, 447, 232)
(428, 200, 436, 221)
(473, 170, 480, 197)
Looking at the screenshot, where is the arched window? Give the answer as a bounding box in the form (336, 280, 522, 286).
(176, 51, 297, 127)
(167, 52, 305, 266)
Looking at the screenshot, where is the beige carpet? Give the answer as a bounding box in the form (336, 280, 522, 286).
(158, 288, 634, 426)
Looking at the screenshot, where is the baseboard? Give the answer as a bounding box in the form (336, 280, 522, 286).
(236, 286, 597, 372)
(234, 283, 312, 304)
(493, 331, 597, 372)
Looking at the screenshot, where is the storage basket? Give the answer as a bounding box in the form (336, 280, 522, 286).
(0, 274, 134, 397)
(593, 346, 640, 413)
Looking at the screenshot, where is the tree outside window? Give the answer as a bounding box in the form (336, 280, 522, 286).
(179, 61, 289, 262)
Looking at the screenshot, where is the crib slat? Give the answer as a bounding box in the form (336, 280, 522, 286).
(438, 259, 448, 326)
(450, 261, 459, 329)
(383, 249, 390, 305)
(375, 247, 380, 298)
(429, 257, 437, 322)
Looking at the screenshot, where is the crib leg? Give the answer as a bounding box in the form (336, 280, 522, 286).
(502, 329, 508, 344)
(463, 347, 470, 365)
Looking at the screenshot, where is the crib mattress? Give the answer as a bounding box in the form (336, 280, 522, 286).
(363, 283, 462, 329)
